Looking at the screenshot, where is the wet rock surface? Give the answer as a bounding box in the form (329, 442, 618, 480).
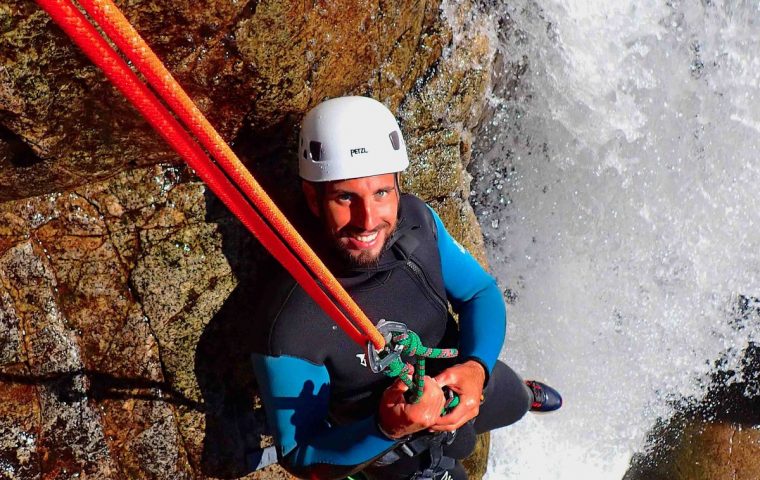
(625, 341, 760, 480)
(626, 417, 760, 480)
(0, 0, 449, 202)
(0, 0, 172, 202)
(401, 2, 494, 269)
(0, 0, 498, 478)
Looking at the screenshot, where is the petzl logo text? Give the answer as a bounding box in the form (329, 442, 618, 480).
(350, 147, 368, 157)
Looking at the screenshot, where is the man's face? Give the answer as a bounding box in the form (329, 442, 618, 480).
(303, 173, 400, 268)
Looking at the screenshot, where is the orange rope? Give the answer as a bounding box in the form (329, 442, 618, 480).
(35, 0, 385, 350)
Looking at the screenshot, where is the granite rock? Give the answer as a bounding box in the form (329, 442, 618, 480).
(625, 339, 760, 480)
(0, 0, 448, 202)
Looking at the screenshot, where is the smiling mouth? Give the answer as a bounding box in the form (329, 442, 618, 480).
(332, 222, 396, 267)
(351, 231, 378, 243)
(340, 229, 383, 250)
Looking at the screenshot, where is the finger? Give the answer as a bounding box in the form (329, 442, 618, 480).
(416, 399, 448, 429)
(438, 393, 480, 425)
(430, 406, 474, 431)
(421, 375, 443, 394)
(439, 403, 468, 425)
(433, 369, 455, 387)
(388, 376, 410, 393)
(381, 378, 411, 407)
(421, 382, 446, 408)
(413, 381, 443, 409)
(383, 389, 406, 407)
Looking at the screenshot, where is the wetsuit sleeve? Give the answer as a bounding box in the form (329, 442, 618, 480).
(251, 353, 396, 478)
(426, 206, 506, 374)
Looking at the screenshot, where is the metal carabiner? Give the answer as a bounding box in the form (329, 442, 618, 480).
(366, 319, 408, 373)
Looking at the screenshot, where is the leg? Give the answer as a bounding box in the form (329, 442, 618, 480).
(473, 361, 531, 434)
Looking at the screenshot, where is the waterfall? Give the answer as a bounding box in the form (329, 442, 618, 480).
(470, 1, 760, 477)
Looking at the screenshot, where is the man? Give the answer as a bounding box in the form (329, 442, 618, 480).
(251, 96, 561, 480)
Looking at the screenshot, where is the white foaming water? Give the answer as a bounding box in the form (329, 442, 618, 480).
(470, 1, 760, 478)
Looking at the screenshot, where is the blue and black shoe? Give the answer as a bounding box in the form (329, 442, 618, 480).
(525, 380, 563, 412)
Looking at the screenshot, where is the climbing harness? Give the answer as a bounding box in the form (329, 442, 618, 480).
(35, 0, 460, 430)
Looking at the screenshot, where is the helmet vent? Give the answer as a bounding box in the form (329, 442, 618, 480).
(309, 141, 323, 161)
(389, 131, 401, 150)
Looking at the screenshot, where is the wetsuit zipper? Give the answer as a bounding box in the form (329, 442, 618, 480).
(405, 259, 448, 313)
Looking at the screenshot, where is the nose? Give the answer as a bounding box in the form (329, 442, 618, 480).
(350, 199, 377, 231)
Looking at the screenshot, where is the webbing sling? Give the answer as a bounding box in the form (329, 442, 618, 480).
(34, 0, 385, 350)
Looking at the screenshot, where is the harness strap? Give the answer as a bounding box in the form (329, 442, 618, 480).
(372, 431, 457, 478)
(414, 433, 456, 480)
(34, 0, 385, 350)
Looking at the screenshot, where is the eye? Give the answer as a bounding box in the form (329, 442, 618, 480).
(336, 192, 352, 202)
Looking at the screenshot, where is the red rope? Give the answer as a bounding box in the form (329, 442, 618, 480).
(71, 0, 382, 348)
(35, 0, 385, 350)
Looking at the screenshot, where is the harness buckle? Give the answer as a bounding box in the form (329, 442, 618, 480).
(366, 319, 408, 373)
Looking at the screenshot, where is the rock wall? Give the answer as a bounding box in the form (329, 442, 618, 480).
(625, 341, 760, 480)
(1, 0, 453, 201)
(0, 1, 496, 478)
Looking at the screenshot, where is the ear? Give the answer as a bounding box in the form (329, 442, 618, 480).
(302, 180, 321, 217)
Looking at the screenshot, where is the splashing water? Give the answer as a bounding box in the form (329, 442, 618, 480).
(470, 1, 760, 478)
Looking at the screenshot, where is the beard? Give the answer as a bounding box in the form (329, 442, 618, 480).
(327, 222, 396, 269)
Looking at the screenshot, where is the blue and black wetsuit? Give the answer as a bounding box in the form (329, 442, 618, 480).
(251, 194, 530, 479)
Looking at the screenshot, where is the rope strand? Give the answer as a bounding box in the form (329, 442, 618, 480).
(382, 330, 460, 411)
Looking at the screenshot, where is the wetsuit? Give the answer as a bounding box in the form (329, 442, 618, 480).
(251, 194, 530, 479)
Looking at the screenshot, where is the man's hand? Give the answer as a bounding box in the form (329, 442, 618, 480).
(429, 360, 486, 432)
(378, 374, 446, 439)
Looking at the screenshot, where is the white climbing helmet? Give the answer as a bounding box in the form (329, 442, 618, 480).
(298, 96, 409, 182)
